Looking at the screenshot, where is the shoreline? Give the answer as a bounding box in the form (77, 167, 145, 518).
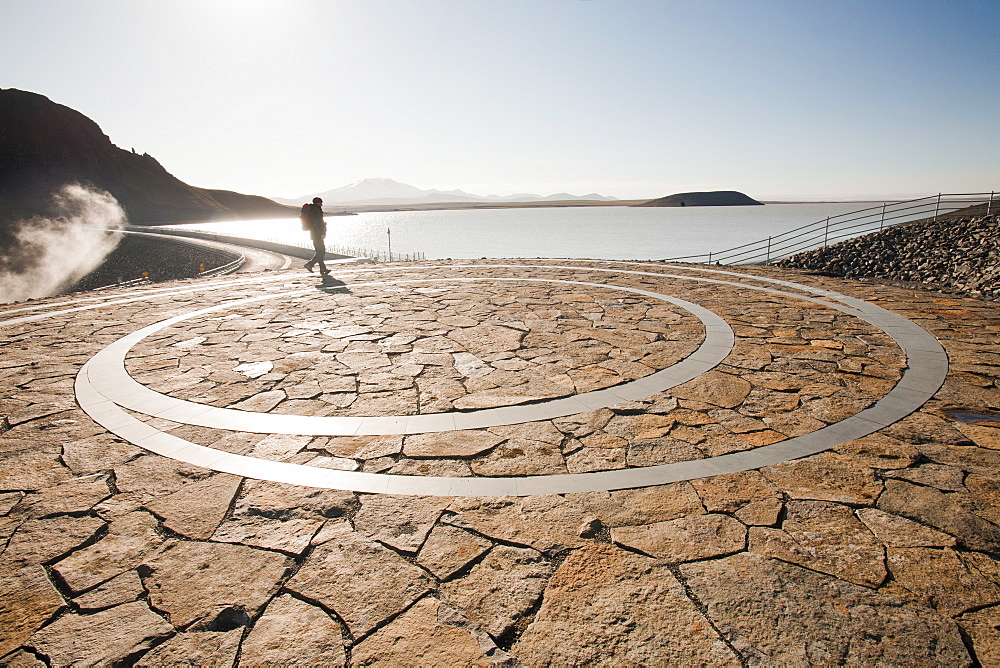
(335, 199, 886, 214)
(140, 199, 894, 226)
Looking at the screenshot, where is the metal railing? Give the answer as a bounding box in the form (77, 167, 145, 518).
(660, 191, 996, 265)
(214, 235, 427, 262)
(92, 276, 151, 291)
(326, 244, 426, 263)
(197, 254, 246, 277)
(139, 226, 426, 263)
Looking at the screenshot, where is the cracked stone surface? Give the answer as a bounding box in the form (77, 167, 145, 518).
(2, 258, 999, 664)
(612, 513, 746, 563)
(134, 629, 243, 668)
(141, 540, 291, 628)
(438, 544, 553, 641)
(678, 553, 970, 665)
(0, 565, 64, 657)
(285, 520, 433, 638)
(26, 601, 173, 666)
(511, 543, 740, 665)
(52, 511, 166, 594)
(748, 500, 886, 587)
(239, 594, 347, 666)
(352, 494, 451, 553)
(71, 569, 145, 611)
(350, 596, 491, 666)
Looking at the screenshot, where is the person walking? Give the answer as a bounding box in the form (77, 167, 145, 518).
(301, 197, 329, 274)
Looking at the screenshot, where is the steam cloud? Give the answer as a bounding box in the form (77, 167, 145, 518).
(0, 184, 126, 303)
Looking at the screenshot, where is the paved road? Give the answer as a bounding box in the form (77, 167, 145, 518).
(231, 243, 295, 273)
(123, 229, 299, 273)
(168, 235, 296, 273)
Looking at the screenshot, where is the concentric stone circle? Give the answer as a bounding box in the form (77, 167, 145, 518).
(74, 263, 949, 496)
(85, 277, 733, 434)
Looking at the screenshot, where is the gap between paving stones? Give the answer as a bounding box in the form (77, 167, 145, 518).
(70, 264, 948, 496)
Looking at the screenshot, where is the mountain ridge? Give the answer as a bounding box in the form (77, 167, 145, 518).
(273, 177, 619, 207)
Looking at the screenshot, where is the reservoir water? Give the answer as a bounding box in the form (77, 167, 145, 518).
(172, 202, 896, 261)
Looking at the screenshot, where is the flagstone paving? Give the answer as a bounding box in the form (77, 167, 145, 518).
(1, 258, 999, 665)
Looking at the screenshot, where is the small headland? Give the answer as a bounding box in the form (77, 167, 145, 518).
(775, 206, 999, 301)
(634, 190, 764, 207)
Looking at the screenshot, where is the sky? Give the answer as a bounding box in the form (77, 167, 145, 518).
(2, 0, 998, 201)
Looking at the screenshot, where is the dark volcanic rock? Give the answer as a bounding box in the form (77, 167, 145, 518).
(71, 235, 239, 291)
(636, 190, 764, 207)
(0, 88, 291, 227)
(776, 213, 999, 300)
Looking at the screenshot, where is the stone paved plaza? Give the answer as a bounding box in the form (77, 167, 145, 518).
(2, 257, 1000, 665)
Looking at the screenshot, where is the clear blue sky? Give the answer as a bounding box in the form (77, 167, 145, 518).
(2, 0, 997, 200)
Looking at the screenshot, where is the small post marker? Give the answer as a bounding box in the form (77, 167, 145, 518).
(387, 228, 392, 262)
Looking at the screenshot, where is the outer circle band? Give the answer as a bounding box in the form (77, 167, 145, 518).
(74, 266, 948, 496)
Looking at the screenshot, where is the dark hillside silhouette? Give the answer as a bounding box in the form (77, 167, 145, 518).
(0, 89, 291, 228)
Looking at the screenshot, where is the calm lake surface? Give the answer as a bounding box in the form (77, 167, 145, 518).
(174, 202, 894, 261)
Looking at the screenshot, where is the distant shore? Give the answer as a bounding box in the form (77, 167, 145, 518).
(142, 198, 891, 227)
(331, 199, 882, 215)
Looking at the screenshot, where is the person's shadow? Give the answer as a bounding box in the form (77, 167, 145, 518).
(317, 274, 349, 293)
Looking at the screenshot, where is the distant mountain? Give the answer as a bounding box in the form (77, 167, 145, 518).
(274, 177, 619, 206)
(635, 191, 764, 207)
(0, 89, 292, 226)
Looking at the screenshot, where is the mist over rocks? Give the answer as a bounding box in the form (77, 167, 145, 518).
(776, 213, 1000, 301)
(0, 184, 244, 303)
(0, 88, 290, 227)
(0, 184, 125, 302)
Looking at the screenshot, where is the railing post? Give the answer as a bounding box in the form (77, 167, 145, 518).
(934, 193, 941, 221)
(879, 203, 886, 231)
(988, 192, 994, 217)
(707, 252, 712, 265)
(766, 237, 771, 264)
(823, 217, 830, 248)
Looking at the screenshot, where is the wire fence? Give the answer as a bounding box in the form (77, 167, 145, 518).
(144, 227, 427, 263)
(326, 244, 426, 262)
(660, 191, 997, 265)
(231, 235, 427, 262)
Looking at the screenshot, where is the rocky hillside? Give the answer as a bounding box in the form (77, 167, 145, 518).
(775, 212, 999, 300)
(71, 235, 238, 292)
(636, 190, 763, 207)
(0, 89, 291, 227)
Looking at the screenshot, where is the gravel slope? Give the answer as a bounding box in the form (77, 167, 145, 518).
(775, 213, 999, 300)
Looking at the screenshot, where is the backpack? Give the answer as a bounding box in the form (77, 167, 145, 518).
(300, 203, 311, 231)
